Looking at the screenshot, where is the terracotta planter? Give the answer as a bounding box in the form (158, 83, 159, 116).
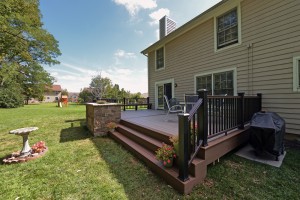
(162, 157, 173, 168)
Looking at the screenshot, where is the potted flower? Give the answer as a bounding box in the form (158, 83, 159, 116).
(31, 141, 46, 154)
(169, 136, 179, 156)
(155, 143, 176, 168)
(106, 122, 117, 132)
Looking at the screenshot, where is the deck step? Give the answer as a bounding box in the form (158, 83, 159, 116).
(109, 130, 198, 194)
(120, 119, 172, 144)
(116, 124, 163, 153)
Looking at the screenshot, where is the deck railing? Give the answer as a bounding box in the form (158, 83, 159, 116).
(178, 90, 262, 181)
(100, 97, 152, 111)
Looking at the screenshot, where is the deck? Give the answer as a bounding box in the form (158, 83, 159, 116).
(121, 110, 178, 136)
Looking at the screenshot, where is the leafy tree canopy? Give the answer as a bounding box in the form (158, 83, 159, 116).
(0, 0, 61, 107)
(0, 0, 61, 66)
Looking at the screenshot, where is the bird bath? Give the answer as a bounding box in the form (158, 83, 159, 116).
(9, 127, 38, 157)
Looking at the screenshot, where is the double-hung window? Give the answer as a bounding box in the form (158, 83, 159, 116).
(156, 47, 164, 70)
(293, 56, 300, 92)
(196, 70, 235, 95)
(217, 8, 238, 49)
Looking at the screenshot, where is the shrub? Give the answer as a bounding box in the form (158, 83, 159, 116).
(0, 88, 24, 108)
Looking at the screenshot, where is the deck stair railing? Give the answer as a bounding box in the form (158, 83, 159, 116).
(178, 90, 262, 181)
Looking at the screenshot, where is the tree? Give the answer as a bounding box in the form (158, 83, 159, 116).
(90, 73, 112, 100)
(61, 89, 68, 96)
(22, 64, 54, 104)
(0, 0, 61, 66)
(78, 89, 92, 103)
(0, 0, 61, 107)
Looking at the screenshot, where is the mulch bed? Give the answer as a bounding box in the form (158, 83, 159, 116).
(2, 147, 48, 164)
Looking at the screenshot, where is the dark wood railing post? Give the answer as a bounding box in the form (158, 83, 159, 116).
(123, 98, 126, 111)
(257, 93, 262, 111)
(135, 98, 138, 110)
(147, 97, 150, 109)
(238, 92, 245, 129)
(178, 113, 190, 182)
(198, 89, 208, 146)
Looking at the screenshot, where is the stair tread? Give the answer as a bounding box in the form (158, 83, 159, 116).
(120, 119, 172, 143)
(117, 124, 163, 148)
(117, 124, 204, 166)
(110, 130, 196, 183)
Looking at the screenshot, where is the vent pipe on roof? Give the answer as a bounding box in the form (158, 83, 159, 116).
(159, 16, 176, 39)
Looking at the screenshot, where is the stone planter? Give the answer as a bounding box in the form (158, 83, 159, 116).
(86, 103, 122, 137)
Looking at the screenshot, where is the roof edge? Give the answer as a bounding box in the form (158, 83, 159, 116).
(141, 0, 230, 55)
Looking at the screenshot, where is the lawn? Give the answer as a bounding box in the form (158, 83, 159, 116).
(0, 103, 299, 199)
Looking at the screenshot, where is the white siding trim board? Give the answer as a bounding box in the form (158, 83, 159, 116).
(293, 56, 300, 92)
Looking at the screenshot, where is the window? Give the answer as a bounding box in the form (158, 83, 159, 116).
(217, 8, 238, 49)
(293, 56, 300, 92)
(196, 75, 212, 95)
(196, 70, 234, 95)
(214, 71, 234, 95)
(156, 47, 164, 70)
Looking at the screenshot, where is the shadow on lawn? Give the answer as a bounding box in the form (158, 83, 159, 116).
(60, 119, 92, 143)
(91, 137, 179, 199)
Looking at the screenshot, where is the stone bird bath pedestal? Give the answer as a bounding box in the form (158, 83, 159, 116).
(9, 127, 38, 157)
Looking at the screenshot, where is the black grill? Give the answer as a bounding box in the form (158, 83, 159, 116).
(249, 112, 285, 161)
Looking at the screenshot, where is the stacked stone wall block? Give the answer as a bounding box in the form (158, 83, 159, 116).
(86, 103, 121, 136)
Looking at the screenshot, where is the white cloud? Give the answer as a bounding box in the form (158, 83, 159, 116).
(113, 0, 157, 16)
(134, 29, 143, 36)
(114, 49, 136, 59)
(48, 61, 147, 93)
(149, 8, 170, 26)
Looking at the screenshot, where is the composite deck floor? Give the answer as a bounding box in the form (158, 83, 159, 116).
(121, 110, 178, 136)
(121, 110, 238, 139)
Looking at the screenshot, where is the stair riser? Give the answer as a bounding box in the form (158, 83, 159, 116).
(116, 126, 160, 153)
(109, 132, 188, 194)
(120, 120, 172, 144)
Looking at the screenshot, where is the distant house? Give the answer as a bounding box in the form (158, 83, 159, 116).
(141, 0, 300, 135)
(44, 85, 62, 102)
(68, 92, 79, 102)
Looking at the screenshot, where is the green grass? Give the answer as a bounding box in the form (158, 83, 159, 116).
(0, 103, 299, 199)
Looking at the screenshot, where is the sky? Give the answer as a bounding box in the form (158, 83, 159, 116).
(40, 0, 222, 93)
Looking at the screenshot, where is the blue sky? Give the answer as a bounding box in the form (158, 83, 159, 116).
(40, 0, 221, 93)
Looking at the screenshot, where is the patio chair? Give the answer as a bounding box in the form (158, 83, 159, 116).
(163, 95, 183, 120)
(184, 94, 199, 113)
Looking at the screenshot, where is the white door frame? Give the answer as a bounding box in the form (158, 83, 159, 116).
(154, 78, 175, 109)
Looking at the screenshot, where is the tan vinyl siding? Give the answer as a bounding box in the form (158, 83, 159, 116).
(147, 0, 300, 135)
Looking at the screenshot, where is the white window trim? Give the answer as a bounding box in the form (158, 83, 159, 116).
(293, 56, 300, 92)
(214, 2, 242, 52)
(194, 68, 237, 95)
(154, 78, 175, 109)
(155, 46, 165, 71)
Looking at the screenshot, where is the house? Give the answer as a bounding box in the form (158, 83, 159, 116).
(141, 0, 300, 136)
(68, 92, 79, 102)
(44, 85, 62, 102)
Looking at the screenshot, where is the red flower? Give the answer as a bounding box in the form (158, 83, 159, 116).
(167, 159, 171, 163)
